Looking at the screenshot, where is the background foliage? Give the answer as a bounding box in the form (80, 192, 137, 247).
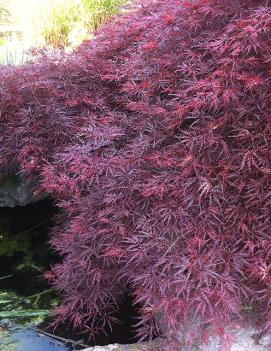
(6, 0, 128, 48)
(0, 0, 128, 64)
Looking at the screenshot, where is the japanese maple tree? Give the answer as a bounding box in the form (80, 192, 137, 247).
(0, 0, 271, 349)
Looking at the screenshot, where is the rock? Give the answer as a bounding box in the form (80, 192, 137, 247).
(80, 327, 271, 351)
(196, 327, 271, 351)
(81, 340, 160, 351)
(0, 175, 47, 207)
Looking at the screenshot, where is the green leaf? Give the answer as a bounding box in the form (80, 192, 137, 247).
(0, 274, 14, 280)
(0, 309, 50, 318)
(27, 288, 55, 299)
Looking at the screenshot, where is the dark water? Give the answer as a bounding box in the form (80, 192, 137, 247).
(0, 200, 75, 351)
(0, 199, 142, 350)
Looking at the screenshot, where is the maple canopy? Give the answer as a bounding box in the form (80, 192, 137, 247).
(0, 0, 271, 349)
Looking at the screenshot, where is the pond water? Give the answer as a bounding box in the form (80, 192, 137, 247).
(0, 199, 84, 351)
(0, 321, 72, 351)
(0, 198, 141, 350)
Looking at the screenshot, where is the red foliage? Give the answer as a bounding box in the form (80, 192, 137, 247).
(1, 0, 271, 348)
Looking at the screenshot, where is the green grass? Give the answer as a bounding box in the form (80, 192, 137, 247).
(0, 0, 128, 65)
(0, 290, 52, 321)
(0, 309, 49, 319)
(83, 0, 129, 31)
(0, 41, 32, 65)
(4, 0, 128, 49)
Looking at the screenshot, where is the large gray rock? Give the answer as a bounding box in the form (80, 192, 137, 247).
(81, 340, 160, 351)
(0, 175, 47, 207)
(81, 327, 271, 351)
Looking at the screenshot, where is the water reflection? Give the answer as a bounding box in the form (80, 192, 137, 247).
(0, 322, 72, 351)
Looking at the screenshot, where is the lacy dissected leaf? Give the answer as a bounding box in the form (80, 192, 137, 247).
(0, 0, 271, 349)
